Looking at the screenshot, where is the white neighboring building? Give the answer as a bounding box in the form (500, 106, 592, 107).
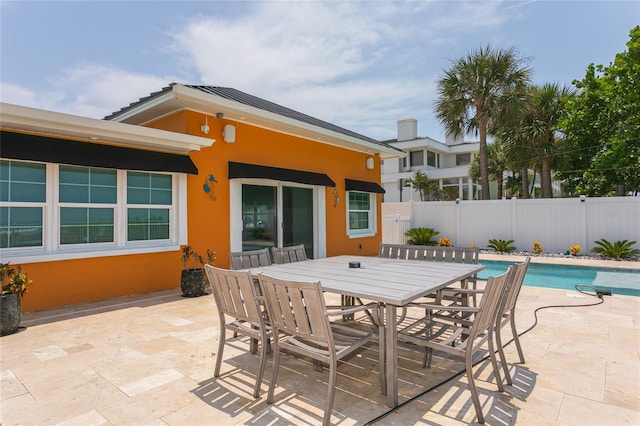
(381, 116, 481, 202)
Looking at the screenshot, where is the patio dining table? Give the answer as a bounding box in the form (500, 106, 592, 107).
(245, 254, 485, 408)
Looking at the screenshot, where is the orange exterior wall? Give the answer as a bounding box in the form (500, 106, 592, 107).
(18, 110, 382, 312)
(167, 110, 384, 268)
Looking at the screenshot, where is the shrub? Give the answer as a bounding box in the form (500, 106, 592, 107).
(487, 239, 516, 253)
(532, 241, 543, 254)
(592, 239, 640, 260)
(0, 262, 32, 297)
(569, 245, 581, 256)
(438, 238, 451, 247)
(405, 227, 439, 245)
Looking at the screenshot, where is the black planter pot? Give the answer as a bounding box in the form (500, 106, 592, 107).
(1, 293, 22, 336)
(180, 269, 207, 297)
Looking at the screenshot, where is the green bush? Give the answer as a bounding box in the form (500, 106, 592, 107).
(405, 227, 439, 246)
(592, 239, 640, 260)
(487, 239, 516, 253)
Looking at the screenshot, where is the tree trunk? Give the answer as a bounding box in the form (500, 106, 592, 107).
(520, 167, 529, 199)
(540, 157, 553, 198)
(478, 120, 491, 200)
(497, 176, 504, 199)
(529, 169, 537, 198)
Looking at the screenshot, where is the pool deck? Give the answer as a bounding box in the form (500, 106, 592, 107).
(1, 256, 639, 425)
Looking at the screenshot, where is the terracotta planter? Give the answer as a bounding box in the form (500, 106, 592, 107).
(1, 293, 22, 336)
(180, 269, 207, 297)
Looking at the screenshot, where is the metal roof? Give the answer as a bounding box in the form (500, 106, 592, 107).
(104, 83, 402, 156)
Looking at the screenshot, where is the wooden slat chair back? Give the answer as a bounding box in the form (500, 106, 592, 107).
(494, 257, 530, 385)
(204, 265, 273, 398)
(397, 268, 512, 424)
(379, 243, 478, 265)
(271, 244, 307, 264)
(258, 273, 375, 426)
(380, 244, 480, 306)
(229, 248, 272, 270)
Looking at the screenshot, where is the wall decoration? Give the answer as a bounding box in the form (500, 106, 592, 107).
(332, 188, 340, 207)
(203, 174, 218, 201)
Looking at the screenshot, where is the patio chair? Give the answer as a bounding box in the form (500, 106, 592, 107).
(380, 243, 480, 300)
(494, 257, 530, 385)
(229, 248, 272, 270)
(271, 244, 307, 264)
(204, 265, 273, 398)
(427, 257, 530, 386)
(258, 273, 377, 426)
(397, 269, 512, 424)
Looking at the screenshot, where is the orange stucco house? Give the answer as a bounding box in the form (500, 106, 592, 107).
(0, 84, 402, 312)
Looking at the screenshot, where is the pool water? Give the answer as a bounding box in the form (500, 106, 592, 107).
(478, 260, 640, 297)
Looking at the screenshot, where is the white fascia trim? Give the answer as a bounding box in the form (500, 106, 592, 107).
(0, 102, 214, 154)
(173, 85, 402, 159)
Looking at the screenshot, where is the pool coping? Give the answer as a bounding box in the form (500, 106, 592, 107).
(479, 253, 640, 271)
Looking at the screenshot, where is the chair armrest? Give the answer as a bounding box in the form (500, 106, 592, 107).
(326, 302, 377, 317)
(407, 302, 480, 313)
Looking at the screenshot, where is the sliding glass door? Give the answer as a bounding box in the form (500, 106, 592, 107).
(282, 186, 314, 258)
(240, 183, 314, 258)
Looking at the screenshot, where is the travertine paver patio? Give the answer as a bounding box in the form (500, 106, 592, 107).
(1, 257, 639, 425)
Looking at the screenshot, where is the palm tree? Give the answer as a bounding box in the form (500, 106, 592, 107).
(500, 83, 576, 198)
(469, 141, 509, 199)
(404, 170, 439, 201)
(434, 45, 531, 199)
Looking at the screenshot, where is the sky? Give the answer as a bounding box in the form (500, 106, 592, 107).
(1, 1, 638, 142)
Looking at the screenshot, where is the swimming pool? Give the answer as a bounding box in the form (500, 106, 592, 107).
(478, 260, 640, 297)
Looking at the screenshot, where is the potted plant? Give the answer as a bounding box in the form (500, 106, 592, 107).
(180, 246, 216, 297)
(1, 262, 32, 336)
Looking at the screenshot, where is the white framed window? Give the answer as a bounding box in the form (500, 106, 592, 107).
(126, 171, 172, 242)
(427, 150, 439, 167)
(0, 159, 184, 263)
(347, 191, 376, 237)
(0, 160, 46, 249)
(58, 165, 117, 245)
(410, 150, 424, 167)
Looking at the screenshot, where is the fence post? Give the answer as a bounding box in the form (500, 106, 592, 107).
(580, 196, 588, 252)
(511, 197, 518, 242)
(455, 199, 461, 246)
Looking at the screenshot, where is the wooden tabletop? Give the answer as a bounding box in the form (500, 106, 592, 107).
(247, 255, 485, 306)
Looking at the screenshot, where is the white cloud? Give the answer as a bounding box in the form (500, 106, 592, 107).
(1, 1, 525, 139)
(49, 64, 176, 118)
(2, 65, 176, 119)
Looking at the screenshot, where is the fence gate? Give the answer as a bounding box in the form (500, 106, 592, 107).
(382, 214, 411, 244)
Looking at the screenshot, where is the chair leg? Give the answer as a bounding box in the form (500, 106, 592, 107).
(510, 316, 526, 364)
(488, 332, 504, 392)
(253, 334, 268, 398)
(422, 347, 433, 368)
(323, 359, 338, 426)
(214, 324, 226, 377)
(267, 339, 280, 404)
(495, 326, 512, 386)
(465, 351, 484, 424)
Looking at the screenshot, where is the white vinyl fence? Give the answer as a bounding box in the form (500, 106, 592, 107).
(382, 197, 640, 254)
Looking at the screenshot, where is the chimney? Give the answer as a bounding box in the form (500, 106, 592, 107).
(397, 116, 417, 141)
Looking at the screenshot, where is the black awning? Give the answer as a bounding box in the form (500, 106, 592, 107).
(0, 131, 199, 174)
(228, 162, 335, 187)
(345, 178, 385, 193)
